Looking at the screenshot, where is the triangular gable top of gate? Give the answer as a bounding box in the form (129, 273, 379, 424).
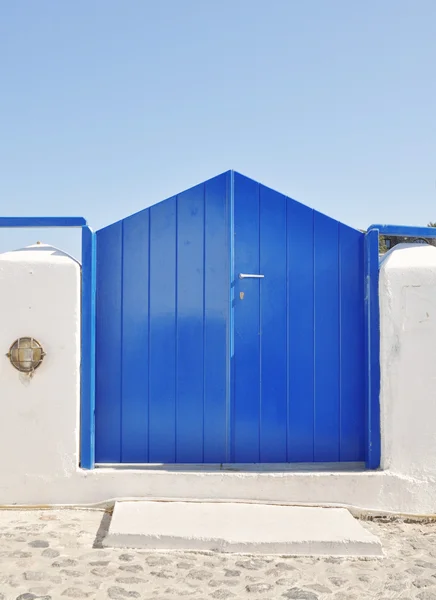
(97, 170, 362, 237)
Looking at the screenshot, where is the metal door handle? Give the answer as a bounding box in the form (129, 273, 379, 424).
(239, 273, 265, 279)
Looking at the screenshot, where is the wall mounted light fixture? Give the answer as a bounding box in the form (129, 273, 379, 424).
(7, 338, 45, 373)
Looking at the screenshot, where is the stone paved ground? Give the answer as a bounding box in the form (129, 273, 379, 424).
(0, 509, 435, 599)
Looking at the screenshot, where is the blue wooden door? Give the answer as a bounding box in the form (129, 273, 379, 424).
(95, 173, 231, 464)
(231, 172, 366, 463)
(94, 171, 366, 464)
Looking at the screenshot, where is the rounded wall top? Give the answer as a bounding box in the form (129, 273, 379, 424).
(0, 244, 80, 266)
(380, 243, 436, 271)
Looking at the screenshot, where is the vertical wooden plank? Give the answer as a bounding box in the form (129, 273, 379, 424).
(148, 197, 177, 462)
(121, 210, 150, 463)
(203, 174, 229, 463)
(228, 170, 235, 463)
(339, 224, 365, 461)
(95, 222, 122, 463)
(365, 229, 381, 468)
(233, 173, 261, 462)
(176, 185, 205, 462)
(287, 200, 315, 462)
(314, 212, 340, 461)
(80, 225, 96, 469)
(259, 185, 287, 462)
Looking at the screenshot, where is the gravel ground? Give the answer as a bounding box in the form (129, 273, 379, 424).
(0, 508, 434, 599)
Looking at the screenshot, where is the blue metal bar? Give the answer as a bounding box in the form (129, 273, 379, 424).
(80, 226, 96, 469)
(364, 229, 381, 469)
(0, 217, 87, 228)
(368, 224, 436, 238)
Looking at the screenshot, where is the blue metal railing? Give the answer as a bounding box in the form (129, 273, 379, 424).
(368, 224, 436, 238)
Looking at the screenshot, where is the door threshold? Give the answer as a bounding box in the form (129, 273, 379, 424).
(94, 462, 366, 473)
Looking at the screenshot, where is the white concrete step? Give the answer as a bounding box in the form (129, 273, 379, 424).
(103, 501, 383, 557)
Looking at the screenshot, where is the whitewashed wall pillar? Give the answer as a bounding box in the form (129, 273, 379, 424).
(0, 245, 81, 499)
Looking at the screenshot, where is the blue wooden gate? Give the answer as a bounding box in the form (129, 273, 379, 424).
(95, 171, 366, 464)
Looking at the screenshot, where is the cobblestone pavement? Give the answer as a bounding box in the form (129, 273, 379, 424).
(0, 509, 435, 599)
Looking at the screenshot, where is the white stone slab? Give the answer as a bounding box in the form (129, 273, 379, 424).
(103, 501, 382, 556)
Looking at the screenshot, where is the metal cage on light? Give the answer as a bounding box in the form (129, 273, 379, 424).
(7, 337, 45, 373)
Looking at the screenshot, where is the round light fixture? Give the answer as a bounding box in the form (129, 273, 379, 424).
(6, 337, 45, 373)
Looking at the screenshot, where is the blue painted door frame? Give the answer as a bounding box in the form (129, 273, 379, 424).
(364, 229, 380, 470)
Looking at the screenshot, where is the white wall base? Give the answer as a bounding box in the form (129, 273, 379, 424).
(0, 465, 434, 517)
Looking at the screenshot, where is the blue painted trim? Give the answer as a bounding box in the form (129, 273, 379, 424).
(368, 224, 436, 238)
(364, 229, 381, 469)
(80, 226, 96, 469)
(0, 215, 96, 470)
(0, 217, 87, 228)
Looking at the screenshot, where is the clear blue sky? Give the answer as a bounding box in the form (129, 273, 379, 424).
(1, 1, 435, 258)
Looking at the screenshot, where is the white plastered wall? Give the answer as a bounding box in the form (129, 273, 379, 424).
(0, 242, 436, 515)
